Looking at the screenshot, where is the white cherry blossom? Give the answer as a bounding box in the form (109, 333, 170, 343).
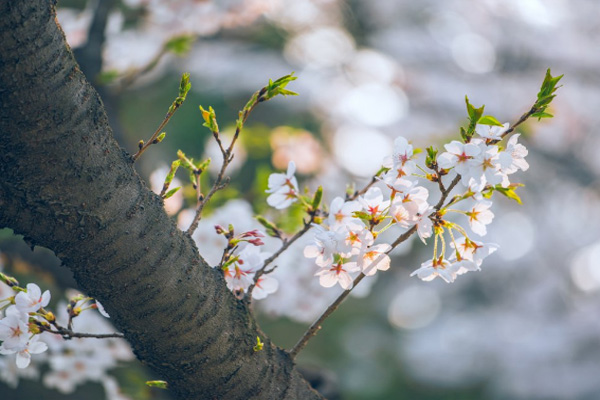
(266, 161, 299, 209)
(466, 200, 494, 236)
(498, 133, 529, 174)
(451, 237, 499, 267)
(410, 258, 457, 283)
(0, 311, 29, 350)
(304, 225, 352, 267)
(328, 197, 361, 228)
(475, 122, 510, 140)
(315, 260, 360, 289)
(437, 140, 481, 186)
(343, 224, 374, 254)
(357, 243, 392, 276)
(384, 136, 416, 179)
(467, 142, 504, 192)
(252, 275, 279, 300)
(0, 336, 48, 369)
(14, 283, 50, 314)
(358, 187, 390, 220)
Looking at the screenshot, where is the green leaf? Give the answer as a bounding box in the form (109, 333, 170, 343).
(265, 73, 298, 100)
(154, 132, 166, 144)
(532, 111, 554, 119)
(164, 160, 180, 186)
(478, 115, 504, 126)
(179, 72, 191, 95)
(146, 380, 169, 389)
(163, 187, 181, 199)
(97, 69, 120, 85)
(311, 186, 323, 211)
(256, 215, 281, 238)
(465, 96, 485, 123)
(199, 105, 219, 132)
(165, 35, 195, 56)
(494, 184, 524, 204)
(177, 150, 196, 171)
(425, 146, 438, 169)
(196, 158, 211, 173)
(533, 68, 563, 120)
(464, 96, 485, 139)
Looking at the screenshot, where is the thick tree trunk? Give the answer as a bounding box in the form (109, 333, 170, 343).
(0, 2, 321, 399)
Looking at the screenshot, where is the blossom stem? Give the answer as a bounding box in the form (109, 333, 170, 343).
(247, 217, 315, 299)
(186, 90, 265, 235)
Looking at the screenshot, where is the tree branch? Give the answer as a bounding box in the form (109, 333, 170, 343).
(0, 2, 320, 399)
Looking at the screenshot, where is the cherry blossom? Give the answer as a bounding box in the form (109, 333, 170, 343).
(0, 335, 48, 369)
(315, 260, 360, 289)
(14, 283, 50, 314)
(357, 243, 392, 276)
(410, 258, 457, 283)
(385, 136, 416, 179)
(266, 161, 299, 209)
(343, 224, 374, 254)
(415, 207, 434, 244)
(475, 122, 510, 140)
(467, 142, 504, 192)
(498, 133, 529, 174)
(358, 187, 390, 221)
(437, 140, 481, 186)
(252, 275, 279, 300)
(466, 200, 494, 236)
(451, 237, 499, 267)
(304, 225, 352, 267)
(0, 310, 29, 349)
(452, 259, 480, 275)
(328, 197, 362, 228)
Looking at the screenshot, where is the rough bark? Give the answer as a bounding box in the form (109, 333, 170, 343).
(0, 2, 321, 399)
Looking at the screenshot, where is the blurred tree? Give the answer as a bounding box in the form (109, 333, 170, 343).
(0, 2, 321, 399)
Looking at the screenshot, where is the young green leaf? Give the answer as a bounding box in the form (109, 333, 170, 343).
(177, 150, 196, 171)
(533, 68, 563, 120)
(146, 380, 169, 389)
(493, 184, 524, 204)
(165, 35, 195, 56)
(478, 115, 504, 126)
(311, 186, 323, 211)
(265, 73, 298, 100)
(163, 187, 181, 200)
(199, 106, 219, 133)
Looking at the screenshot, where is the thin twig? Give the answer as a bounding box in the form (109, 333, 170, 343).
(246, 218, 315, 299)
(44, 326, 124, 339)
(501, 106, 538, 139)
(132, 113, 174, 161)
(346, 174, 380, 201)
(186, 91, 264, 235)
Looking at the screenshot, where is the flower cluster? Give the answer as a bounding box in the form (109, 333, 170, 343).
(266, 121, 528, 287)
(0, 283, 50, 368)
(214, 227, 279, 299)
(437, 131, 528, 192)
(0, 273, 133, 399)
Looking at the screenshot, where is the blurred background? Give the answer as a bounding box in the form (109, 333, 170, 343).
(2, 0, 600, 399)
